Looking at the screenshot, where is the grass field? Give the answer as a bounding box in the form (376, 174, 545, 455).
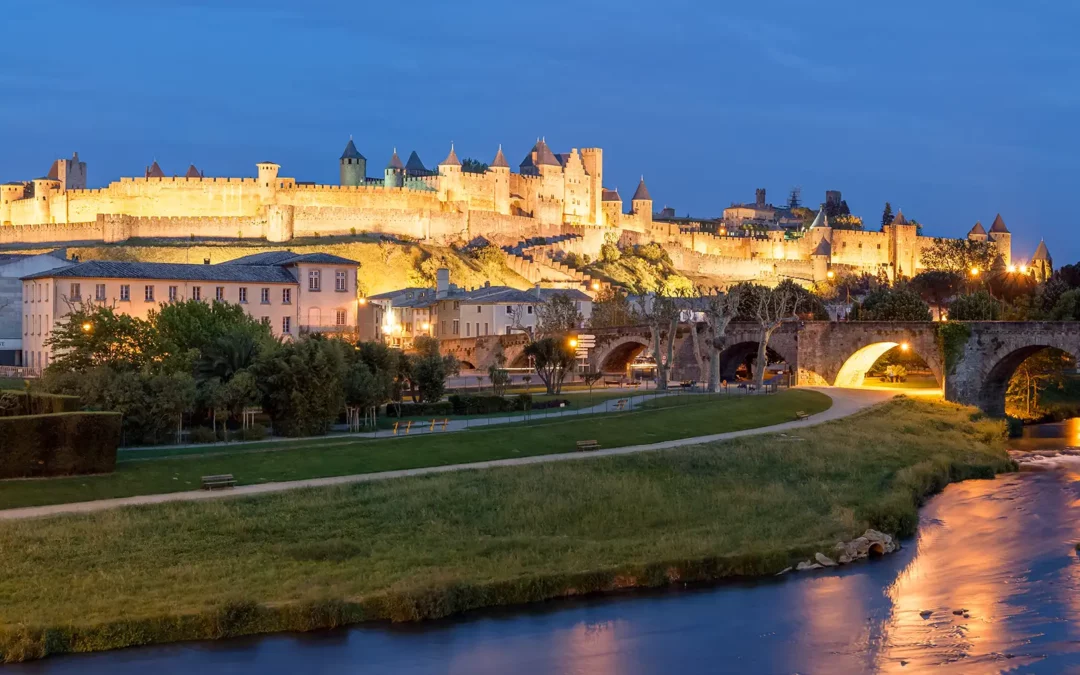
(373, 390, 643, 428)
(0, 390, 831, 510)
(0, 397, 1013, 663)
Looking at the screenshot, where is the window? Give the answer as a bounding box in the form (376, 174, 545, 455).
(282, 288, 292, 304)
(239, 287, 248, 304)
(144, 285, 154, 302)
(308, 270, 321, 291)
(215, 286, 225, 301)
(95, 283, 106, 301)
(466, 323, 471, 337)
(335, 270, 347, 292)
(452, 319, 459, 335)
(453, 301, 459, 310)
(505, 305, 513, 315)
(23, 315, 27, 336)
(475, 323, 480, 337)
(192, 286, 202, 301)
(261, 288, 270, 304)
(282, 316, 292, 334)
(69, 283, 81, 301)
(119, 284, 130, 301)
(484, 322, 489, 335)
(335, 309, 346, 326)
(477, 305, 481, 313)
(168, 286, 178, 302)
(527, 305, 533, 314)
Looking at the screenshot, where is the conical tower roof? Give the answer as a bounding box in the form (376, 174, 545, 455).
(440, 143, 461, 166)
(405, 151, 427, 172)
(990, 213, 1009, 233)
(632, 177, 651, 201)
(184, 164, 202, 178)
(490, 145, 509, 168)
(386, 149, 404, 170)
(812, 237, 832, 256)
(146, 161, 165, 178)
(892, 209, 908, 226)
(1032, 239, 1051, 261)
(968, 221, 986, 236)
(602, 188, 621, 202)
(340, 139, 365, 161)
(809, 207, 828, 229)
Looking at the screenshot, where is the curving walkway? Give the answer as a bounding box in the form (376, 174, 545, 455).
(0, 388, 903, 522)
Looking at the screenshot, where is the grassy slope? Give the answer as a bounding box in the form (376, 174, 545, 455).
(0, 397, 1012, 662)
(0, 390, 830, 509)
(7, 236, 530, 297)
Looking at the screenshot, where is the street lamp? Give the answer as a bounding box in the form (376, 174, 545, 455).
(1019, 265, 1028, 274)
(826, 270, 835, 279)
(81, 322, 92, 333)
(591, 281, 601, 291)
(358, 297, 368, 306)
(568, 337, 578, 349)
(1007, 265, 1017, 273)
(970, 267, 980, 277)
(900, 342, 910, 352)
(421, 322, 430, 331)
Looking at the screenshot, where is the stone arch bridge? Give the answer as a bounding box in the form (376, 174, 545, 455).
(440, 321, 1080, 416)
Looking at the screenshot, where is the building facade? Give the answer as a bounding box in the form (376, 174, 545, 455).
(20, 252, 359, 369)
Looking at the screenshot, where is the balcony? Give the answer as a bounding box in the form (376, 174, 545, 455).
(299, 324, 355, 335)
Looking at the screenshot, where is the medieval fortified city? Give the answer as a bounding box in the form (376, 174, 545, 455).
(2, 3, 1080, 674)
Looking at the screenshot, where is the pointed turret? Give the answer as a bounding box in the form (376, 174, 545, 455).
(989, 213, 1009, 233)
(339, 138, 367, 186)
(809, 207, 829, 229)
(490, 145, 509, 169)
(340, 139, 364, 161)
(386, 149, 404, 170)
(601, 189, 621, 202)
(1032, 239, 1051, 262)
(892, 209, 909, 226)
(1031, 239, 1053, 282)
(405, 151, 428, 173)
(440, 143, 461, 167)
(969, 221, 986, 236)
(384, 148, 405, 187)
(184, 164, 203, 179)
(632, 177, 651, 202)
(812, 238, 832, 256)
(145, 161, 165, 179)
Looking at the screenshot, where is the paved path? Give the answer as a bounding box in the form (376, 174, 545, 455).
(0, 387, 901, 522)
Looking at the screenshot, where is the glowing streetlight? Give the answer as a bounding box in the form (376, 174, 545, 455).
(900, 342, 910, 352)
(826, 270, 835, 279)
(969, 267, 980, 277)
(358, 297, 368, 305)
(421, 322, 430, 331)
(1019, 265, 1028, 274)
(591, 281, 601, 291)
(1007, 265, 1017, 273)
(568, 337, 578, 349)
(81, 322, 92, 333)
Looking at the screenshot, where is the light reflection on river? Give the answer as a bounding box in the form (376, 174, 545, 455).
(12, 425, 1080, 674)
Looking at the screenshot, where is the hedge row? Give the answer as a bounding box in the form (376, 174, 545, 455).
(0, 412, 121, 479)
(0, 390, 81, 417)
(385, 395, 573, 418)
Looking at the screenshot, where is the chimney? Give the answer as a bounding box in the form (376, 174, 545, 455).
(435, 267, 450, 299)
(755, 188, 766, 208)
(203, 258, 211, 265)
(535, 282, 541, 300)
(484, 280, 490, 287)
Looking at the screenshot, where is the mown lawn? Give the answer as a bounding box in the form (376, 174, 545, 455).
(0, 389, 830, 510)
(0, 397, 1012, 663)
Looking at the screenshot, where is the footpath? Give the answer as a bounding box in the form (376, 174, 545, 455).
(0, 387, 898, 521)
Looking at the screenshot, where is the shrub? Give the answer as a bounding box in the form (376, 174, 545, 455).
(240, 424, 269, 441)
(0, 412, 120, 479)
(516, 392, 532, 411)
(0, 390, 80, 417)
(385, 402, 454, 418)
(189, 427, 219, 444)
(448, 394, 515, 415)
(1005, 416, 1024, 438)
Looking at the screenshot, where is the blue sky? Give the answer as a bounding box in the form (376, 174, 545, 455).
(1, 0, 1076, 263)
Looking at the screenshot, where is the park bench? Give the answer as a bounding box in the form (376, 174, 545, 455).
(429, 418, 450, 431)
(794, 410, 810, 421)
(576, 439, 600, 451)
(614, 398, 629, 411)
(625, 380, 642, 387)
(201, 474, 236, 490)
(680, 380, 696, 389)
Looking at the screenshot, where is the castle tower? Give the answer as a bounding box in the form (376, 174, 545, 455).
(756, 188, 766, 208)
(30, 178, 61, 223)
(988, 214, 1012, 267)
(256, 162, 280, 204)
(886, 209, 918, 279)
(385, 149, 405, 188)
(580, 148, 603, 227)
(437, 143, 462, 202)
(601, 188, 622, 228)
(1030, 239, 1052, 283)
(340, 138, 367, 187)
(490, 145, 511, 215)
(184, 164, 204, 179)
(46, 152, 86, 191)
(145, 161, 166, 179)
(0, 182, 27, 225)
(631, 177, 652, 218)
(967, 221, 987, 242)
(811, 237, 832, 283)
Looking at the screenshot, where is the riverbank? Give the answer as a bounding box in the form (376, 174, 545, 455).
(0, 397, 1013, 663)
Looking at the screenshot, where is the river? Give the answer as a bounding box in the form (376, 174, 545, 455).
(10, 423, 1080, 674)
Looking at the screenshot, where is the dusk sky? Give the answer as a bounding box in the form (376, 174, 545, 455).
(2, 0, 1076, 263)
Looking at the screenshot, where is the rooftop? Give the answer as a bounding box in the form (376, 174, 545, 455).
(21, 260, 299, 284)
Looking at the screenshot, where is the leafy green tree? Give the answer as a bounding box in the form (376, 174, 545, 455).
(536, 293, 584, 336)
(153, 299, 272, 374)
(256, 335, 347, 437)
(920, 238, 999, 274)
(525, 337, 576, 394)
(487, 341, 511, 396)
(599, 242, 621, 263)
(196, 327, 268, 383)
(1007, 348, 1074, 418)
(461, 158, 488, 173)
(348, 340, 399, 410)
(410, 336, 458, 403)
(1049, 289, 1080, 320)
(910, 270, 963, 316)
(588, 287, 640, 328)
(947, 291, 1002, 320)
(45, 304, 157, 372)
(881, 202, 894, 229)
(850, 286, 932, 321)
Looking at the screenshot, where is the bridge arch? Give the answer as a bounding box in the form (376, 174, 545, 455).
(796, 322, 943, 388)
(716, 340, 792, 381)
(833, 341, 942, 388)
(592, 335, 651, 373)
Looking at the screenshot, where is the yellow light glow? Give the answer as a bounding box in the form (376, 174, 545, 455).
(591, 281, 600, 291)
(1007, 265, 1017, 273)
(358, 297, 367, 305)
(970, 267, 980, 277)
(826, 270, 835, 279)
(421, 322, 430, 330)
(1020, 265, 1028, 273)
(81, 322, 92, 332)
(568, 338, 578, 348)
(900, 342, 910, 352)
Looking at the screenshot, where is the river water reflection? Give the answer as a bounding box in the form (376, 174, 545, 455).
(12, 424, 1080, 674)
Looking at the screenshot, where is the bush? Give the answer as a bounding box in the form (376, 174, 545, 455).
(240, 424, 268, 441)
(448, 394, 516, 415)
(0, 412, 120, 479)
(385, 402, 454, 418)
(189, 427, 219, 444)
(516, 393, 532, 411)
(1005, 416, 1024, 438)
(0, 390, 80, 417)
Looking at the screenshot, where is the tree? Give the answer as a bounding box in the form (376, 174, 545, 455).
(1006, 348, 1074, 418)
(850, 286, 932, 321)
(535, 293, 584, 337)
(947, 291, 1001, 321)
(830, 214, 864, 231)
(348, 340, 399, 410)
(524, 337, 576, 394)
(45, 304, 158, 373)
(487, 341, 511, 396)
(750, 285, 801, 388)
(410, 335, 459, 403)
(920, 238, 999, 274)
(692, 286, 742, 392)
(154, 299, 272, 374)
(881, 202, 894, 229)
(255, 335, 346, 437)
(589, 287, 640, 328)
(910, 270, 963, 318)
(638, 294, 681, 390)
(461, 158, 488, 173)
(1048, 289, 1080, 321)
